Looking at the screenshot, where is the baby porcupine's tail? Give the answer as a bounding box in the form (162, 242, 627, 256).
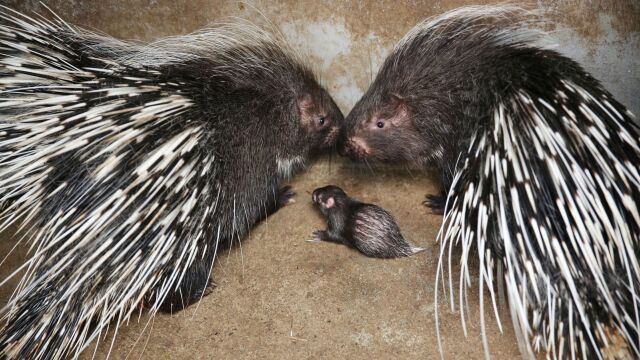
(409, 246, 426, 255)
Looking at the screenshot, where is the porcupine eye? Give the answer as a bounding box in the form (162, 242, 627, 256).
(376, 121, 385, 129)
(317, 116, 330, 128)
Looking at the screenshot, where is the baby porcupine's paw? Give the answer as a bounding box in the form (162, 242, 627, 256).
(308, 230, 328, 242)
(277, 186, 297, 208)
(423, 194, 445, 215)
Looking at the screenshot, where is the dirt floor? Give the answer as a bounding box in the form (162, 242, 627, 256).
(0, 158, 521, 359)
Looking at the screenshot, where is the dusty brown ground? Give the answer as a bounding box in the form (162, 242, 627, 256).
(0, 158, 521, 359)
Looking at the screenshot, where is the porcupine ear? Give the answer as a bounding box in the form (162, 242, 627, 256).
(298, 93, 316, 124)
(324, 197, 335, 209)
(379, 93, 411, 127)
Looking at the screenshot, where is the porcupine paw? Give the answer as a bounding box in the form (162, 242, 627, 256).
(157, 271, 217, 313)
(196, 278, 217, 298)
(423, 194, 445, 215)
(277, 185, 296, 208)
(308, 230, 328, 242)
(158, 278, 217, 313)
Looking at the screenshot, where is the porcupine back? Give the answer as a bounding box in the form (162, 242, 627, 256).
(0, 6, 327, 359)
(396, 6, 640, 359)
(350, 204, 423, 258)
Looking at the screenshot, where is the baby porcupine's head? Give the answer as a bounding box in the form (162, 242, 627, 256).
(312, 185, 348, 216)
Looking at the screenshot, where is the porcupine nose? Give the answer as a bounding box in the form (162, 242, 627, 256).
(340, 136, 370, 160)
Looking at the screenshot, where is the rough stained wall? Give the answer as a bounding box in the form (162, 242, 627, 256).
(4, 0, 639, 117)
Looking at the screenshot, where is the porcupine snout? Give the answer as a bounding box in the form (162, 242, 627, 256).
(339, 136, 370, 161)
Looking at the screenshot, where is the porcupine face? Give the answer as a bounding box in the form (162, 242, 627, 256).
(340, 16, 481, 169)
(340, 90, 430, 167)
(297, 82, 344, 157)
(312, 185, 347, 216)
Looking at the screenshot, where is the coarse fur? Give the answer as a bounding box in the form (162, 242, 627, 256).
(341, 5, 640, 359)
(0, 6, 343, 359)
(311, 185, 423, 258)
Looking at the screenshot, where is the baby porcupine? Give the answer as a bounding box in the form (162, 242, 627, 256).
(0, 6, 342, 360)
(340, 5, 640, 359)
(310, 186, 424, 258)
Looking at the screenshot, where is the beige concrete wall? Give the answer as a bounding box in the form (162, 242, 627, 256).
(5, 0, 640, 117)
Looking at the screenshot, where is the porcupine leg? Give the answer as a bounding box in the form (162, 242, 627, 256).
(156, 186, 296, 313)
(423, 161, 454, 215)
(265, 185, 296, 217)
(156, 249, 218, 313)
(311, 230, 345, 244)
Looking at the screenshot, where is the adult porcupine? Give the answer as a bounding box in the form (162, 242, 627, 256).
(0, 5, 342, 359)
(340, 5, 639, 359)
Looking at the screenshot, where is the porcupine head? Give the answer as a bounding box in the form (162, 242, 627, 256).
(338, 9, 516, 210)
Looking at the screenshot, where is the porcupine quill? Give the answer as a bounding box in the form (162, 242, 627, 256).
(0, 5, 343, 359)
(340, 5, 640, 359)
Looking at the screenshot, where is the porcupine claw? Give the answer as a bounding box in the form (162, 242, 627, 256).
(199, 278, 217, 298)
(277, 185, 297, 207)
(423, 194, 445, 215)
(308, 230, 327, 242)
(264, 186, 297, 219)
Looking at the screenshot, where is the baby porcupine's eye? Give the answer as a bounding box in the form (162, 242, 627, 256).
(376, 121, 385, 129)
